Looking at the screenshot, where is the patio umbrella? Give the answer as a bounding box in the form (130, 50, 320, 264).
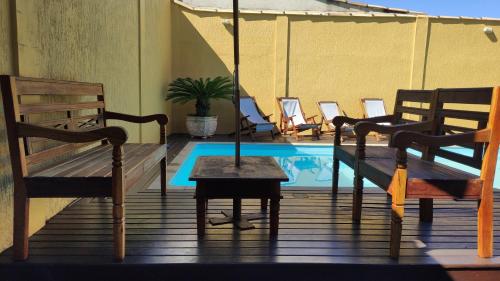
(233, 0, 241, 167)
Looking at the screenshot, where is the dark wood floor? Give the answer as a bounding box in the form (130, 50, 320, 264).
(1, 134, 499, 281)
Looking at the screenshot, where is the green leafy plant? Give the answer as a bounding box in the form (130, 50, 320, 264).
(166, 77, 233, 117)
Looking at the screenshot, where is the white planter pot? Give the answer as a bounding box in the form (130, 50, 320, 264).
(186, 115, 218, 138)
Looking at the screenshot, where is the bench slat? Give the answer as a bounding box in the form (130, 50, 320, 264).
(19, 101, 105, 114)
(439, 109, 489, 121)
(438, 88, 492, 104)
(16, 78, 103, 96)
(396, 90, 434, 103)
(395, 106, 430, 116)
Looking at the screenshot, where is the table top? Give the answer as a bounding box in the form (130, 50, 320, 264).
(189, 156, 289, 182)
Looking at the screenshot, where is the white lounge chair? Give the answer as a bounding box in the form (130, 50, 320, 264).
(317, 101, 354, 137)
(240, 96, 275, 140)
(361, 98, 390, 141)
(277, 97, 321, 140)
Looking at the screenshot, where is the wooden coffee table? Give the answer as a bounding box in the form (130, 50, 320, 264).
(189, 156, 289, 237)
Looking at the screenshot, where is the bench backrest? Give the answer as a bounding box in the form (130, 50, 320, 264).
(392, 89, 436, 124)
(0, 76, 107, 172)
(390, 90, 437, 155)
(430, 87, 495, 169)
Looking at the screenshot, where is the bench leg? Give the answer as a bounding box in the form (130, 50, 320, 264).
(352, 174, 363, 223)
(261, 198, 268, 211)
(112, 145, 125, 261)
(478, 197, 494, 257)
(332, 158, 339, 196)
(13, 192, 29, 261)
(390, 203, 404, 259)
(270, 198, 280, 237)
(389, 168, 407, 259)
(160, 157, 167, 197)
(112, 193, 125, 261)
(419, 198, 433, 223)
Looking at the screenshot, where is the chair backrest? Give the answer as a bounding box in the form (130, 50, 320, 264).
(278, 97, 306, 126)
(430, 87, 495, 169)
(361, 98, 386, 118)
(318, 101, 341, 123)
(0, 76, 107, 173)
(240, 96, 267, 124)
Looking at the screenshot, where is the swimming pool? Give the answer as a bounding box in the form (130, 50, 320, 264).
(169, 143, 500, 188)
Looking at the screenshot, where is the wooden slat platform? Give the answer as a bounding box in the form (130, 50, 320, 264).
(1, 189, 500, 280)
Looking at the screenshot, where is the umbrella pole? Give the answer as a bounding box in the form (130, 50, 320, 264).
(233, 0, 240, 167)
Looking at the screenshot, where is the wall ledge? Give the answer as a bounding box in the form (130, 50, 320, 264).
(172, 0, 500, 22)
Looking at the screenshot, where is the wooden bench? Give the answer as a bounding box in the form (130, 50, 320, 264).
(332, 89, 437, 196)
(0, 76, 168, 261)
(333, 87, 500, 258)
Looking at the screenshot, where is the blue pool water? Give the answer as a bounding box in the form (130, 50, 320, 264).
(169, 143, 500, 188)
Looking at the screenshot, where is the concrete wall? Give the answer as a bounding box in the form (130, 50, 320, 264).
(0, 0, 172, 253)
(171, 4, 500, 134)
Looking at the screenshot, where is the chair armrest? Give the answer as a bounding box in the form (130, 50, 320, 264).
(391, 129, 491, 150)
(306, 115, 318, 123)
(104, 111, 168, 126)
(263, 114, 272, 121)
(17, 123, 127, 146)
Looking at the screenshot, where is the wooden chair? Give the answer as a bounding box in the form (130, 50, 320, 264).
(239, 96, 275, 140)
(335, 87, 500, 258)
(0, 76, 168, 261)
(276, 97, 321, 140)
(317, 101, 354, 137)
(361, 98, 390, 141)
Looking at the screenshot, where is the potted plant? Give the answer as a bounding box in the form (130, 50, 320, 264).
(166, 76, 233, 138)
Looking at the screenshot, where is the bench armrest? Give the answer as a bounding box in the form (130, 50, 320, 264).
(104, 111, 168, 126)
(332, 115, 395, 145)
(354, 120, 433, 138)
(17, 122, 128, 146)
(390, 129, 492, 169)
(332, 115, 394, 128)
(351, 120, 433, 160)
(391, 129, 491, 150)
(104, 111, 167, 144)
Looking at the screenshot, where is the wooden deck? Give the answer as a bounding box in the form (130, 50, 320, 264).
(1, 135, 500, 281)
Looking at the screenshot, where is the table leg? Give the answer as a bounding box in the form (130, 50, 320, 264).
(233, 198, 242, 222)
(196, 197, 206, 237)
(270, 198, 280, 237)
(260, 198, 268, 211)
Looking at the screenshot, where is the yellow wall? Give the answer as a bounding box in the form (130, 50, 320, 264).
(140, 0, 173, 141)
(0, 0, 172, 253)
(425, 18, 500, 88)
(170, 4, 500, 134)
